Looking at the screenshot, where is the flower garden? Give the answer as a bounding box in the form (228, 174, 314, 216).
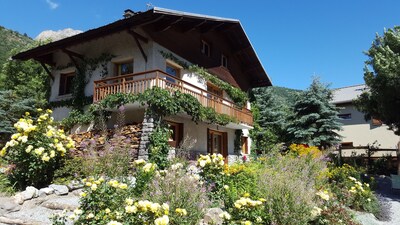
(0, 110, 382, 225)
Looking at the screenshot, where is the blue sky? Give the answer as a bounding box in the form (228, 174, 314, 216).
(1, 0, 399, 90)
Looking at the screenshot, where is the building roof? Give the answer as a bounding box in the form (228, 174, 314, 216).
(331, 84, 368, 104)
(207, 66, 240, 88)
(13, 7, 272, 89)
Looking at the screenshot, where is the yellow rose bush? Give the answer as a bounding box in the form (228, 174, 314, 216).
(0, 109, 74, 188)
(288, 144, 322, 159)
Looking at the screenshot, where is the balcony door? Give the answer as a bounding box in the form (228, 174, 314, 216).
(207, 129, 227, 159)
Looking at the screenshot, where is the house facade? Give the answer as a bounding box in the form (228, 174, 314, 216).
(332, 85, 399, 156)
(13, 8, 272, 160)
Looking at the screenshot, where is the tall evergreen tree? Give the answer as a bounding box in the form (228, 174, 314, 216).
(355, 26, 400, 135)
(286, 78, 342, 148)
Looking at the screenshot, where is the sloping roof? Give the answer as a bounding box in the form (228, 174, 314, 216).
(13, 7, 271, 88)
(207, 66, 240, 88)
(331, 84, 368, 104)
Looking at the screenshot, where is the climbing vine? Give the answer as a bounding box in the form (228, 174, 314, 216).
(159, 51, 248, 107)
(61, 87, 237, 130)
(54, 53, 113, 110)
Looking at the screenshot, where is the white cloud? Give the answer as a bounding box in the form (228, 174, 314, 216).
(46, 0, 59, 10)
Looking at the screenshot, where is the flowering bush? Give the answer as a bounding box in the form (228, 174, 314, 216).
(197, 153, 226, 202)
(0, 109, 74, 188)
(288, 144, 322, 159)
(143, 163, 211, 224)
(221, 193, 269, 225)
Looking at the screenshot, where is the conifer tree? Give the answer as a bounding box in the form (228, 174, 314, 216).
(286, 78, 342, 148)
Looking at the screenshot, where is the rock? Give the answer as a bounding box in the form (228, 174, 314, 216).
(203, 208, 224, 225)
(0, 197, 21, 212)
(49, 184, 69, 196)
(67, 180, 83, 191)
(41, 196, 79, 211)
(15, 186, 39, 203)
(38, 187, 54, 197)
(0, 216, 42, 225)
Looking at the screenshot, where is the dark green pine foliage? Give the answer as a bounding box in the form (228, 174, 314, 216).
(0, 90, 37, 142)
(355, 26, 400, 135)
(286, 78, 342, 148)
(250, 87, 296, 151)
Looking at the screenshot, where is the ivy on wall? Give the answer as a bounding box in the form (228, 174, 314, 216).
(61, 87, 237, 130)
(53, 53, 113, 110)
(234, 129, 243, 155)
(159, 51, 248, 107)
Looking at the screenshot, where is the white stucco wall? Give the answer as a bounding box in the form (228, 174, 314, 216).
(338, 105, 400, 149)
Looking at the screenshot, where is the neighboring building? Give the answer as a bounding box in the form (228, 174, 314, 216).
(13, 7, 272, 160)
(332, 84, 399, 156)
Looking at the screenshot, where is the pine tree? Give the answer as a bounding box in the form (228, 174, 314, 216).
(0, 90, 37, 142)
(286, 78, 342, 148)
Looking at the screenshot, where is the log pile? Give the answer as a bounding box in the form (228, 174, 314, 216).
(69, 124, 142, 158)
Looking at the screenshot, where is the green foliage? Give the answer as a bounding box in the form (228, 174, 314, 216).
(0, 26, 33, 65)
(0, 49, 49, 105)
(250, 86, 297, 151)
(48, 96, 93, 109)
(0, 90, 37, 142)
(355, 26, 400, 135)
(286, 78, 342, 148)
(200, 107, 236, 126)
(148, 124, 172, 170)
(234, 130, 243, 154)
(61, 109, 96, 130)
(143, 164, 212, 225)
(1, 109, 74, 189)
(159, 51, 248, 106)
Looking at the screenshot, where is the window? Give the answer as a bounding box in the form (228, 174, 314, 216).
(166, 62, 181, 83)
(207, 129, 227, 158)
(114, 61, 133, 76)
(59, 72, 75, 96)
(221, 54, 228, 68)
(241, 136, 249, 154)
(167, 121, 183, 148)
(201, 40, 210, 57)
(207, 82, 223, 98)
(338, 113, 351, 120)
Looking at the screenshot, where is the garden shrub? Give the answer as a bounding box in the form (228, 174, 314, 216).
(0, 109, 74, 188)
(255, 155, 325, 225)
(288, 143, 322, 159)
(142, 163, 212, 225)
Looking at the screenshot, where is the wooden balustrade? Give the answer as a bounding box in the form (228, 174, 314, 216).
(93, 70, 253, 126)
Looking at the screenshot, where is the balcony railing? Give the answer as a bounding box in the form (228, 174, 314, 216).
(93, 70, 253, 126)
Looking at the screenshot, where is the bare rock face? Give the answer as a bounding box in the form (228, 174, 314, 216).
(35, 28, 82, 42)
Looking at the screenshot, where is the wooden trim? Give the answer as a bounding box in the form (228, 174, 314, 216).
(127, 30, 148, 62)
(241, 136, 248, 154)
(40, 62, 54, 80)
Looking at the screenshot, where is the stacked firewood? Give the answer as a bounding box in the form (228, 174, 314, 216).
(69, 124, 142, 157)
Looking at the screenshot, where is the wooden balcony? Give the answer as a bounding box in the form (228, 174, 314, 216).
(93, 70, 253, 126)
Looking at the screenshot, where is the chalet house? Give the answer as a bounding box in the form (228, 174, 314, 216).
(13, 7, 272, 160)
(332, 84, 399, 157)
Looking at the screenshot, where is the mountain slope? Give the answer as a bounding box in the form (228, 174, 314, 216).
(0, 26, 33, 64)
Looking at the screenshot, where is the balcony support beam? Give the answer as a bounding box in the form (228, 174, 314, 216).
(128, 29, 148, 62)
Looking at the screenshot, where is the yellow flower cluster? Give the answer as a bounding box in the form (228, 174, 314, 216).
(310, 206, 322, 218)
(123, 199, 170, 224)
(107, 179, 128, 189)
(288, 144, 321, 159)
(0, 109, 75, 161)
(133, 159, 157, 173)
(234, 196, 264, 209)
(175, 208, 187, 216)
(197, 153, 225, 168)
(315, 190, 330, 201)
(219, 211, 231, 220)
(223, 164, 246, 175)
(348, 176, 368, 194)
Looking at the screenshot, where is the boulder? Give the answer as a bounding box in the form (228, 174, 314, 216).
(67, 180, 83, 191)
(49, 184, 69, 196)
(38, 187, 54, 197)
(0, 197, 21, 212)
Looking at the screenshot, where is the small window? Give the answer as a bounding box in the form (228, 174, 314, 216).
(59, 72, 75, 96)
(166, 62, 181, 83)
(114, 61, 133, 76)
(201, 40, 210, 57)
(338, 113, 351, 120)
(221, 54, 228, 68)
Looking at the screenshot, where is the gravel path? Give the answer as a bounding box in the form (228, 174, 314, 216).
(355, 176, 400, 225)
